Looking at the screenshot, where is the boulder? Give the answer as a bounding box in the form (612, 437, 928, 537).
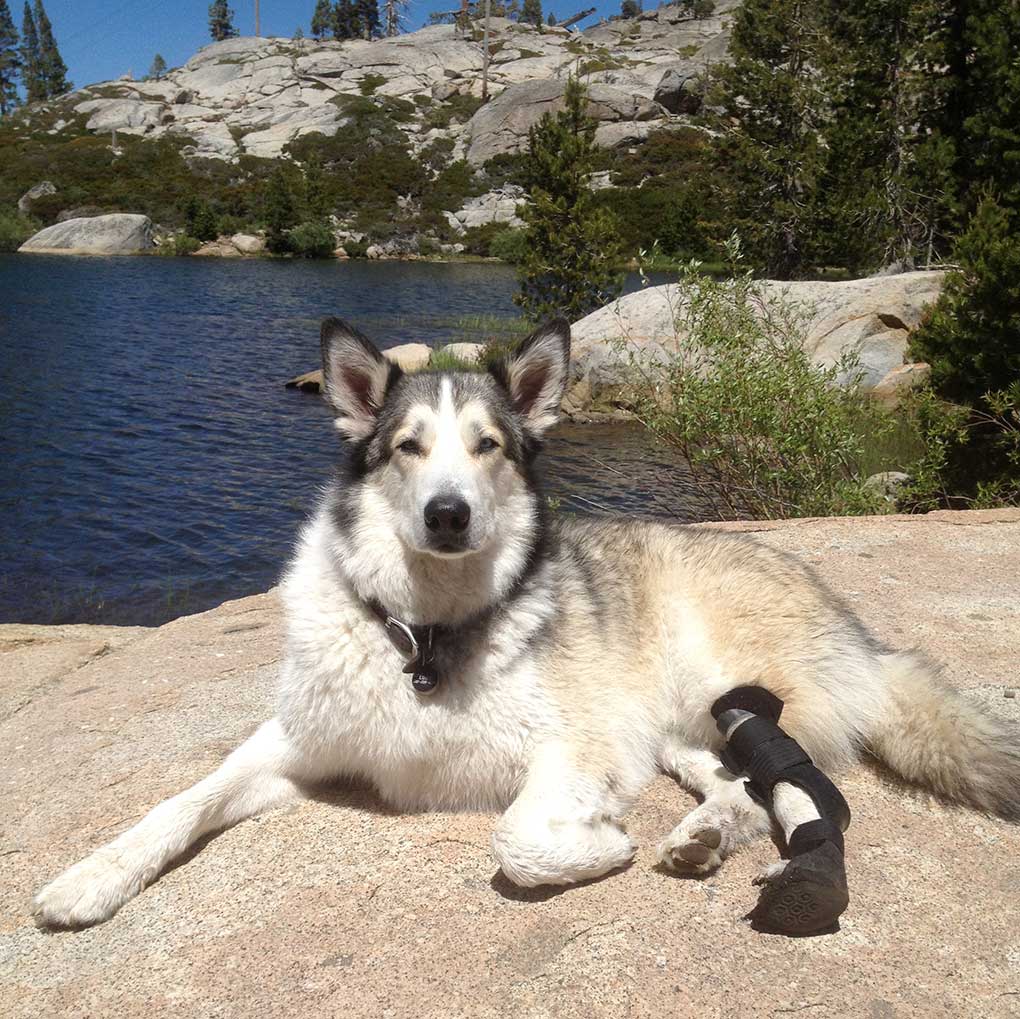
(383, 343, 431, 372)
(569, 271, 947, 392)
(434, 342, 484, 365)
(448, 186, 527, 230)
(285, 368, 324, 393)
(17, 181, 56, 214)
(231, 232, 264, 255)
(465, 78, 664, 164)
(653, 69, 702, 115)
(865, 470, 912, 505)
(18, 214, 155, 255)
(872, 361, 932, 407)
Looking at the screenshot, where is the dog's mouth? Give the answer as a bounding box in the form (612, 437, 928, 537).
(424, 540, 476, 559)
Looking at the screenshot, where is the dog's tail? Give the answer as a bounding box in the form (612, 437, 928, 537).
(867, 651, 1020, 820)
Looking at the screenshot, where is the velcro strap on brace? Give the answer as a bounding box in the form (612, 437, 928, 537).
(787, 817, 845, 858)
(721, 715, 852, 833)
(711, 685, 785, 722)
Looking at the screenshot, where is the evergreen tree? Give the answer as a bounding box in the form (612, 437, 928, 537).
(208, 0, 238, 42)
(0, 0, 20, 116)
(620, 0, 641, 18)
(547, 12, 557, 26)
(19, 1, 41, 102)
(293, 25, 304, 40)
(333, 0, 360, 40)
(311, 0, 332, 39)
(710, 0, 828, 278)
(515, 77, 622, 320)
(521, 0, 542, 28)
(910, 197, 1020, 408)
(357, 0, 380, 39)
(33, 0, 67, 96)
(264, 167, 297, 253)
(927, 2, 1020, 218)
(147, 53, 167, 80)
(815, 0, 943, 270)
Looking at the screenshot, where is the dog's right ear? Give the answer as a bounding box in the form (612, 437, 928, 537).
(320, 318, 401, 440)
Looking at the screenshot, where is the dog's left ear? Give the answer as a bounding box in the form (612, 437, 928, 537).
(492, 317, 571, 437)
(320, 318, 401, 440)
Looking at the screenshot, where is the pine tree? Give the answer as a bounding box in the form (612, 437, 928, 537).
(910, 197, 1020, 408)
(333, 0, 360, 40)
(929, 2, 1020, 217)
(264, 167, 297, 253)
(311, 0, 332, 39)
(147, 53, 167, 80)
(357, 0, 380, 39)
(208, 0, 238, 42)
(710, 0, 828, 278)
(33, 0, 67, 96)
(547, 12, 557, 26)
(521, 0, 542, 28)
(0, 0, 20, 116)
(620, 0, 641, 18)
(815, 0, 943, 270)
(19, 1, 41, 102)
(515, 77, 622, 320)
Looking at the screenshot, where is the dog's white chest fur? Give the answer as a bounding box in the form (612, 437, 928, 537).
(277, 515, 555, 812)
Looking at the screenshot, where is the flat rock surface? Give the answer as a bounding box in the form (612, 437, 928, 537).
(3, 510, 1020, 1017)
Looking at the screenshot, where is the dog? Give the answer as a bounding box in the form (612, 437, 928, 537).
(32, 316, 1020, 928)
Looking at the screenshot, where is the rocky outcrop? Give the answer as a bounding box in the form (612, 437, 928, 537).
(570, 270, 946, 393)
(18, 213, 155, 255)
(444, 186, 526, 233)
(464, 78, 664, 164)
(4, 508, 1020, 1017)
(12, 4, 739, 164)
(17, 181, 56, 214)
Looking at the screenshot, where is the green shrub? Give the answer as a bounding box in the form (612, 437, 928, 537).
(344, 238, 369, 258)
(488, 227, 528, 264)
(0, 209, 37, 251)
(288, 219, 336, 258)
(624, 239, 889, 519)
(359, 74, 387, 96)
(157, 233, 201, 256)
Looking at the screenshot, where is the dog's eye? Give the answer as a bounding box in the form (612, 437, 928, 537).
(476, 437, 500, 454)
(396, 439, 421, 456)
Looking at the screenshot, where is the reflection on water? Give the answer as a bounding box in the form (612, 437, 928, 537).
(0, 255, 697, 626)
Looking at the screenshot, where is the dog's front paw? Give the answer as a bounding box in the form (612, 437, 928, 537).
(32, 850, 143, 928)
(657, 822, 724, 874)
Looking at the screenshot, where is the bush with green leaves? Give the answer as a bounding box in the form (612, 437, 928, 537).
(623, 239, 890, 520)
(488, 227, 528, 264)
(157, 233, 201, 257)
(288, 219, 336, 258)
(0, 209, 36, 252)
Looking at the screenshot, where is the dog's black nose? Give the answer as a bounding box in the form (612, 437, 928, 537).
(424, 495, 471, 536)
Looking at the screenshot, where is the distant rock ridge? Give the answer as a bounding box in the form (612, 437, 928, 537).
(14, 3, 740, 164)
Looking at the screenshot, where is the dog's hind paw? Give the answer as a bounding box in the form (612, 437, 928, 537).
(32, 850, 145, 928)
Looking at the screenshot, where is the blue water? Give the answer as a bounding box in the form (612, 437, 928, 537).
(0, 255, 691, 626)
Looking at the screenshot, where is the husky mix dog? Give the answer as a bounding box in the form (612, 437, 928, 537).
(33, 318, 1020, 929)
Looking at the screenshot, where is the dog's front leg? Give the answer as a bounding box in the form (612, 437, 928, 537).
(491, 744, 636, 888)
(32, 717, 322, 928)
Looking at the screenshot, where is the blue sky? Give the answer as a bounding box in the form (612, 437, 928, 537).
(29, 0, 615, 90)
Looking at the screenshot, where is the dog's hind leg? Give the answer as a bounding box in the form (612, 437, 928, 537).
(656, 741, 771, 874)
(32, 717, 322, 928)
(491, 743, 637, 888)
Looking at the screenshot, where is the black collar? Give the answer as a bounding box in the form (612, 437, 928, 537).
(368, 599, 443, 694)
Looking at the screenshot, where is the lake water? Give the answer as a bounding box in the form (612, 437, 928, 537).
(0, 255, 697, 627)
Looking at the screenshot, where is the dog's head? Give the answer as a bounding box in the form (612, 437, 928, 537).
(320, 317, 570, 562)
